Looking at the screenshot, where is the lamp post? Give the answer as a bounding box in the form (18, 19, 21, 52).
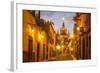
(77, 27, 80, 31)
(31, 27, 35, 37)
(39, 32, 44, 40)
(32, 29, 35, 32)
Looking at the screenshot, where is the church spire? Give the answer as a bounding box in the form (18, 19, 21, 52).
(62, 22, 65, 27)
(60, 17, 68, 35)
(62, 17, 65, 27)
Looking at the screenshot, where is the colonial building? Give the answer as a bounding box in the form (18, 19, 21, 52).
(47, 23, 56, 60)
(23, 10, 57, 62)
(23, 10, 36, 62)
(73, 13, 91, 59)
(23, 10, 48, 62)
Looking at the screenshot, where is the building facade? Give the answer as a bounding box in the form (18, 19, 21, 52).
(23, 10, 48, 62)
(73, 13, 91, 59)
(47, 23, 56, 60)
(23, 10, 57, 62)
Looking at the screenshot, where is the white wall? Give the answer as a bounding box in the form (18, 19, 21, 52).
(0, 0, 100, 73)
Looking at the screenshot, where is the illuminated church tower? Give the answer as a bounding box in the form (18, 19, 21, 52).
(59, 18, 70, 55)
(59, 18, 69, 44)
(60, 21, 67, 35)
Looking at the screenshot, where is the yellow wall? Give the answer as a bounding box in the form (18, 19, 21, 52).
(23, 10, 49, 61)
(48, 24, 56, 58)
(23, 10, 57, 61)
(23, 10, 37, 52)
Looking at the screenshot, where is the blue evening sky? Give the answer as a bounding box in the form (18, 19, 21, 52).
(40, 11, 76, 34)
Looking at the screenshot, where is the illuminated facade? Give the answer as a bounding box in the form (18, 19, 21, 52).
(73, 13, 91, 59)
(23, 10, 48, 62)
(23, 10, 57, 62)
(56, 21, 70, 56)
(23, 10, 91, 62)
(47, 23, 56, 60)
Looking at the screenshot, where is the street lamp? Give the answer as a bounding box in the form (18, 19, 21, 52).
(61, 45, 64, 48)
(32, 29, 35, 32)
(41, 34, 44, 39)
(56, 45, 60, 50)
(77, 27, 80, 31)
(31, 28, 35, 38)
(39, 33, 44, 40)
(70, 34, 74, 39)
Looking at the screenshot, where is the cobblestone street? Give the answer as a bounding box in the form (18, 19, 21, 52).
(49, 54, 76, 61)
